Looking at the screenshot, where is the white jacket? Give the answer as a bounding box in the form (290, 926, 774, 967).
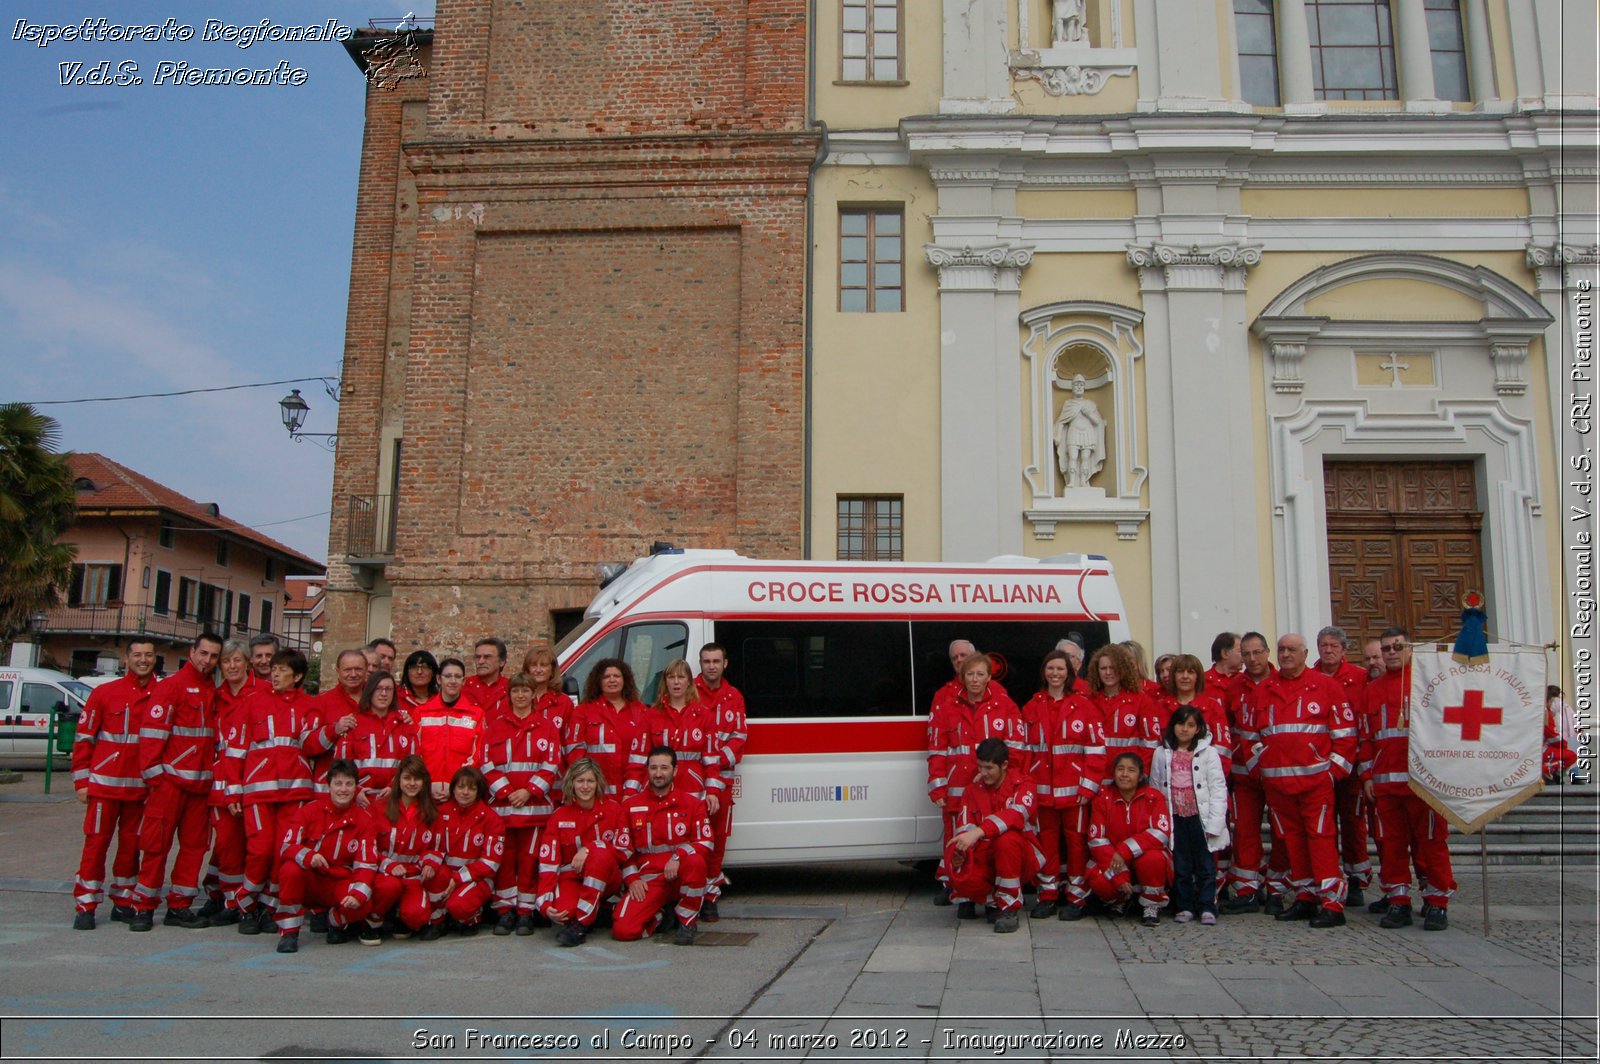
(1151, 736, 1230, 852)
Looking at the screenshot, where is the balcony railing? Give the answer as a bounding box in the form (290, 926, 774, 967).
(33, 605, 309, 650)
(344, 494, 396, 558)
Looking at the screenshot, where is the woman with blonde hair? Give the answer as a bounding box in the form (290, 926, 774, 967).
(536, 758, 629, 946)
(646, 660, 719, 803)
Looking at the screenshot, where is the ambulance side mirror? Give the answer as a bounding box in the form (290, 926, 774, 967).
(562, 675, 580, 699)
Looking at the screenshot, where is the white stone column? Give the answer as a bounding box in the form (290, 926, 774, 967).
(1463, 0, 1499, 106)
(1276, 0, 1316, 109)
(1395, 0, 1440, 107)
(1126, 241, 1264, 654)
(925, 243, 1034, 560)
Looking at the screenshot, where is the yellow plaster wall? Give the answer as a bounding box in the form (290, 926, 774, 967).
(814, 0, 942, 128)
(1028, 522, 1154, 650)
(1015, 190, 1139, 218)
(811, 165, 942, 560)
(1304, 278, 1488, 321)
(1240, 187, 1531, 218)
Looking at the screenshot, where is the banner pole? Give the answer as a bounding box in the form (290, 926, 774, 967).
(1480, 832, 1489, 937)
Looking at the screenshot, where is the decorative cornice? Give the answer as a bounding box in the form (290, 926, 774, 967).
(1013, 63, 1133, 97)
(1126, 242, 1263, 269)
(1526, 242, 1600, 267)
(925, 243, 1035, 292)
(1489, 343, 1530, 396)
(1025, 506, 1148, 541)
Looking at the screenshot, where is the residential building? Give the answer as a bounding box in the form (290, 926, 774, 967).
(282, 577, 329, 657)
(30, 454, 323, 676)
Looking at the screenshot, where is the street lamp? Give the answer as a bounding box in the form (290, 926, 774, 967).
(278, 383, 340, 448)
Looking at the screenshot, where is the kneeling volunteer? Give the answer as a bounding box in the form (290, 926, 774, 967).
(1086, 752, 1174, 926)
(273, 759, 380, 954)
(611, 746, 713, 945)
(946, 736, 1045, 934)
(537, 758, 629, 946)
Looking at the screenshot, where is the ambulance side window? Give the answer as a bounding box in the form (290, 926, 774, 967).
(0, 681, 12, 713)
(621, 623, 688, 704)
(716, 620, 913, 718)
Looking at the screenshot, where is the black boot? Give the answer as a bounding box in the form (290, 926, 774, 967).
(1421, 905, 1449, 931)
(1379, 904, 1414, 929)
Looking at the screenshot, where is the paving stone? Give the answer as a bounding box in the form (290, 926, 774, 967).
(843, 972, 946, 1008)
(863, 943, 953, 973)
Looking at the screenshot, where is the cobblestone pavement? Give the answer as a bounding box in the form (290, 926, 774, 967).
(1149, 1015, 1596, 1061)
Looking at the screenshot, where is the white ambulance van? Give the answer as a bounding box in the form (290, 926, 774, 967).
(0, 666, 91, 762)
(554, 549, 1132, 867)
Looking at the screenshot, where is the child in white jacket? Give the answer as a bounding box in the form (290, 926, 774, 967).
(1151, 706, 1229, 924)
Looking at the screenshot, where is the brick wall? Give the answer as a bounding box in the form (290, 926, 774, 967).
(326, 4, 817, 663)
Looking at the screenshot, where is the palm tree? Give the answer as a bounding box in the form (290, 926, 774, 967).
(0, 404, 77, 640)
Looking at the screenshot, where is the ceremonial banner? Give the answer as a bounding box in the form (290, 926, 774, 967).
(1409, 648, 1546, 833)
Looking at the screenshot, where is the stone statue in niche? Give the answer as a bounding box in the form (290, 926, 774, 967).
(1053, 0, 1089, 46)
(1053, 373, 1106, 490)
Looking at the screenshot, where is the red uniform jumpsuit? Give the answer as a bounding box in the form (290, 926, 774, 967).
(1226, 668, 1290, 903)
(1095, 689, 1165, 779)
(368, 800, 444, 932)
(273, 795, 380, 934)
(1250, 668, 1358, 912)
(334, 707, 417, 803)
(72, 673, 157, 914)
(1359, 665, 1455, 910)
(535, 689, 575, 754)
(1544, 701, 1578, 781)
(565, 698, 650, 797)
(1317, 659, 1372, 891)
(414, 693, 484, 791)
(481, 709, 562, 918)
(220, 685, 329, 915)
(204, 675, 260, 906)
(1087, 785, 1174, 909)
(947, 767, 1045, 913)
(131, 662, 217, 914)
(463, 675, 510, 723)
(694, 675, 746, 901)
(1024, 690, 1104, 906)
(312, 686, 362, 792)
(536, 798, 630, 928)
(646, 702, 721, 801)
(429, 797, 506, 927)
(926, 683, 1026, 885)
(612, 784, 714, 940)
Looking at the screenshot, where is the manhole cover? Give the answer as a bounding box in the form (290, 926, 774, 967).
(674, 931, 756, 947)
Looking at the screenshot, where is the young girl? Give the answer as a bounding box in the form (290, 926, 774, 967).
(368, 755, 442, 940)
(1151, 706, 1230, 925)
(1086, 752, 1174, 926)
(426, 766, 504, 938)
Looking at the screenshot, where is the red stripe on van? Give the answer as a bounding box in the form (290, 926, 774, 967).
(745, 719, 926, 756)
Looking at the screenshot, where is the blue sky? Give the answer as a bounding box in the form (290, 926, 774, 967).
(0, 2, 432, 564)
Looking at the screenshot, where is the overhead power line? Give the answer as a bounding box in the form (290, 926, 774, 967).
(21, 377, 336, 406)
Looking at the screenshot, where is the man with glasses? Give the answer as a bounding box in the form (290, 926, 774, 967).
(1359, 628, 1454, 931)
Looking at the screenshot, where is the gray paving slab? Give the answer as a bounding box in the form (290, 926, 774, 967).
(1220, 974, 1347, 1016)
(1122, 962, 1239, 1015)
(841, 973, 946, 1008)
(1036, 978, 1144, 1015)
(936, 988, 1043, 1016)
(1408, 969, 1558, 1014)
(863, 942, 953, 973)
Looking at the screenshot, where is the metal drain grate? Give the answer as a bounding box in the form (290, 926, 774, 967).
(678, 931, 757, 947)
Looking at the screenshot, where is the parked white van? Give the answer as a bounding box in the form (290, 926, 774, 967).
(554, 548, 1132, 867)
(0, 666, 91, 762)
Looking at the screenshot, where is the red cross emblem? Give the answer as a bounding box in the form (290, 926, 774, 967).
(1443, 690, 1502, 742)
